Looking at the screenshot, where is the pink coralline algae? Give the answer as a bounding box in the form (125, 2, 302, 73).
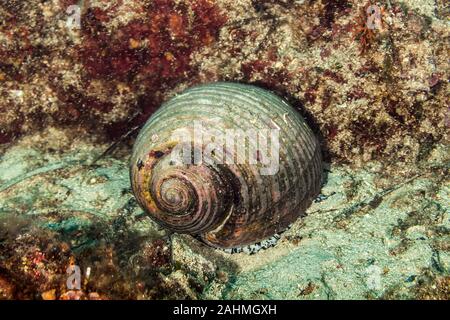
(78, 0, 227, 84)
(74, 0, 227, 137)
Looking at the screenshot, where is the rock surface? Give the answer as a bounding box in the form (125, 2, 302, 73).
(0, 127, 448, 299)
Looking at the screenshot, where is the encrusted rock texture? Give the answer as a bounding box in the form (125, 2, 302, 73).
(1, 0, 448, 166)
(0, 128, 448, 299)
(0, 0, 449, 300)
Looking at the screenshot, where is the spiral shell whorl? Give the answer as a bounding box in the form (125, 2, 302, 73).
(131, 82, 322, 249)
(134, 148, 233, 235)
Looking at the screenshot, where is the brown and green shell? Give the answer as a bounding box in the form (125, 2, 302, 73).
(130, 82, 322, 249)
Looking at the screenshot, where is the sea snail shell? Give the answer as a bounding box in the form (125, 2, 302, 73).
(130, 82, 322, 249)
